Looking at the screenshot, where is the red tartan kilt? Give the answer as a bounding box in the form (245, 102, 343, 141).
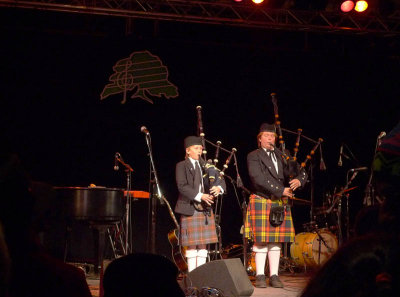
(245, 194, 295, 243)
(180, 210, 218, 247)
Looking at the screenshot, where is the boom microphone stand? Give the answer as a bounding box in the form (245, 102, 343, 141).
(223, 173, 251, 267)
(114, 152, 134, 255)
(326, 169, 361, 245)
(142, 127, 165, 254)
(363, 131, 386, 206)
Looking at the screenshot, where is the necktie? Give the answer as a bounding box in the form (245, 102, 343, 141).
(267, 149, 279, 174)
(194, 161, 204, 192)
(267, 150, 277, 162)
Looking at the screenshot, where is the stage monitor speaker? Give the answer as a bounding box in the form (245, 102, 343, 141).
(188, 258, 254, 297)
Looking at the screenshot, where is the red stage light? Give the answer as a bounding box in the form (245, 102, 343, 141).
(355, 0, 368, 12)
(252, 0, 265, 4)
(341, 0, 355, 12)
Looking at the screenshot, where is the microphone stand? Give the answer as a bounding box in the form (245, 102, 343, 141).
(310, 159, 315, 223)
(144, 132, 164, 254)
(363, 135, 381, 206)
(115, 155, 134, 255)
(223, 173, 251, 268)
(326, 170, 359, 245)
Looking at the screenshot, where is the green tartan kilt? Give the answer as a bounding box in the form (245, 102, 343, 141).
(180, 210, 218, 247)
(245, 194, 295, 243)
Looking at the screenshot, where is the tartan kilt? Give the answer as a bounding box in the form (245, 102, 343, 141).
(180, 209, 218, 247)
(245, 194, 295, 243)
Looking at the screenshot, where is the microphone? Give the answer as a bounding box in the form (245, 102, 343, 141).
(140, 126, 150, 135)
(378, 131, 386, 139)
(338, 143, 343, 167)
(349, 167, 368, 172)
(114, 152, 120, 171)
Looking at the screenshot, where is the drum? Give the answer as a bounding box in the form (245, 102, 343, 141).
(246, 252, 268, 276)
(290, 229, 338, 267)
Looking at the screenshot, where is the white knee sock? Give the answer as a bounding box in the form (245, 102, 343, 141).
(253, 245, 268, 276)
(186, 249, 198, 272)
(267, 243, 281, 276)
(196, 249, 208, 268)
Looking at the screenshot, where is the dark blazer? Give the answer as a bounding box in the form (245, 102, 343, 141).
(175, 158, 226, 216)
(247, 148, 307, 198)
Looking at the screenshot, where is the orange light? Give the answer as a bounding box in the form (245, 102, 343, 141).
(252, 0, 265, 4)
(340, 1, 355, 12)
(355, 0, 368, 12)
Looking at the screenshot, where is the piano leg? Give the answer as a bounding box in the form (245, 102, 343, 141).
(92, 224, 109, 274)
(63, 225, 71, 262)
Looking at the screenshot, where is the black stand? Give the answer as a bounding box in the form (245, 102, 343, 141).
(363, 135, 382, 206)
(223, 174, 251, 267)
(310, 225, 334, 264)
(241, 198, 248, 270)
(326, 170, 359, 246)
(124, 169, 133, 254)
(309, 159, 315, 223)
(114, 153, 134, 254)
(143, 132, 164, 254)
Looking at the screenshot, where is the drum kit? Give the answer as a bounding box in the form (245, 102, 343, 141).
(286, 189, 358, 272)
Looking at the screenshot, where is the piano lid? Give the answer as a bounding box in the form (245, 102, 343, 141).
(55, 186, 124, 222)
(54, 186, 124, 191)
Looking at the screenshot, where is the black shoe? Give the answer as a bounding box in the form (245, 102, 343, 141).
(269, 274, 284, 288)
(255, 274, 267, 288)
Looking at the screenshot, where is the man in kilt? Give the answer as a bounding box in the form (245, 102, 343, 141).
(245, 123, 307, 288)
(175, 136, 226, 272)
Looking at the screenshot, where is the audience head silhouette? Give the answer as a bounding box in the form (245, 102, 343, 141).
(103, 252, 185, 297)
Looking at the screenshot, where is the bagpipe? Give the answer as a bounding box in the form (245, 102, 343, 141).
(270, 93, 326, 182)
(193, 106, 237, 213)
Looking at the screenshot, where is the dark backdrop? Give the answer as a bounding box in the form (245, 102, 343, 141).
(1, 8, 399, 262)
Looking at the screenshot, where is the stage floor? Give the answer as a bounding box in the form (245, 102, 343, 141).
(86, 273, 310, 297)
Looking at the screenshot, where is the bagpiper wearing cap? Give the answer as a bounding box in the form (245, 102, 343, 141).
(174, 136, 226, 272)
(245, 123, 307, 288)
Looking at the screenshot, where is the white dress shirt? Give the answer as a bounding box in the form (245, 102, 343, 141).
(188, 157, 224, 202)
(263, 148, 279, 174)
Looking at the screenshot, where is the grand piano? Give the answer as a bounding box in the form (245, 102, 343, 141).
(55, 186, 125, 273)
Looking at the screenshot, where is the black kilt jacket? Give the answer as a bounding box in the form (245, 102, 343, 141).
(174, 158, 226, 216)
(247, 148, 307, 198)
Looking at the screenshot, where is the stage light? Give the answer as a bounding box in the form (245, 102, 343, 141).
(340, 0, 355, 12)
(355, 0, 368, 12)
(252, 0, 265, 4)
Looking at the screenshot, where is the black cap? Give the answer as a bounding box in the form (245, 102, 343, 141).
(259, 123, 276, 133)
(184, 136, 202, 148)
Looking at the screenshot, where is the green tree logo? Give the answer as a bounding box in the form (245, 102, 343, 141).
(101, 51, 179, 104)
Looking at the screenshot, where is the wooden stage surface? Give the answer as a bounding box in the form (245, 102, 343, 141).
(86, 272, 310, 297)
